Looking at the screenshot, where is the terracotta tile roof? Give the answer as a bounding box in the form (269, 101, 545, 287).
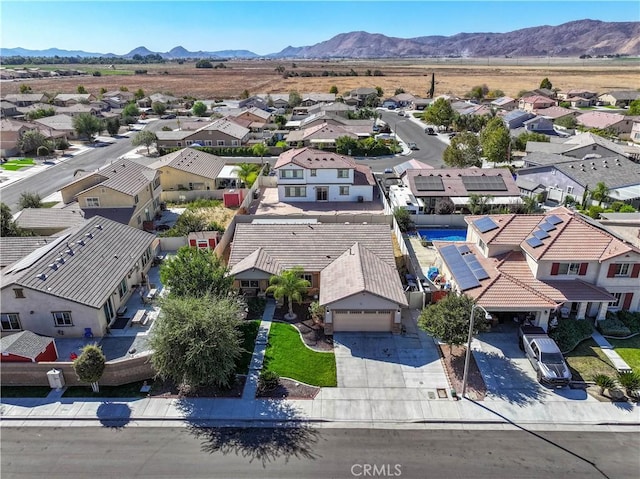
(576, 111, 626, 129)
(319, 242, 407, 306)
(274, 147, 357, 170)
(229, 247, 281, 276)
(354, 164, 375, 186)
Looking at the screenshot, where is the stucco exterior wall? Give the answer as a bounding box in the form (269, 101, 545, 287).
(159, 167, 218, 191)
(325, 293, 400, 311)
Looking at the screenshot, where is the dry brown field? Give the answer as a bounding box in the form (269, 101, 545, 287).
(2, 59, 638, 100)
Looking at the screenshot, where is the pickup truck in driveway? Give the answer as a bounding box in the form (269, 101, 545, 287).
(518, 325, 572, 387)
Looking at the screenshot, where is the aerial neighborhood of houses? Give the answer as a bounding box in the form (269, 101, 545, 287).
(2, 75, 640, 409)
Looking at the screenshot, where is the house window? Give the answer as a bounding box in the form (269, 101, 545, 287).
(609, 292, 623, 308)
(339, 186, 349, 195)
(217, 140, 225, 146)
(310, 169, 317, 177)
(134, 194, 139, 204)
(103, 298, 114, 320)
(52, 311, 73, 327)
(13, 288, 25, 299)
(153, 177, 161, 189)
(86, 197, 100, 207)
(613, 263, 630, 277)
(240, 280, 259, 288)
(205, 140, 212, 146)
(118, 278, 128, 298)
(566, 186, 574, 194)
(185, 140, 193, 146)
(137, 215, 141, 225)
(231, 140, 239, 146)
(302, 274, 313, 285)
(557, 263, 581, 275)
(177, 142, 182, 147)
(280, 169, 303, 179)
(284, 186, 306, 197)
(337, 169, 349, 178)
(1, 313, 21, 331)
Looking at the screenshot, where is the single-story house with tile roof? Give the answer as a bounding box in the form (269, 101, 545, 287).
(525, 132, 629, 160)
(285, 122, 359, 148)
(402, 168, 521, 214)
(557, 90, 597, 101)
(519, 95, 556, 112)
(156, 118, 250, 149)
(431, 207, 640, 331)
(33, 114, 78, 139)
(0, 216, 157, 338)
(148, 147, 236, 194)
(0, 101, 19, 118)
(2, 93, 47, 107)
(274, 147, 375, 203)
(576, 111, 636, 136)
(228, 222, 407, 333)
(535, 106, 580, 122)
(597, 91, 640, 107)
(491, 96, 517, 111)
(232, 106, 272, 124)
(0, 331, 58, 362)
(13, 207, 86, 236)
(300, 93, 336, 106)
(306, 102, 356, 118)
(53, 93, 96, 107)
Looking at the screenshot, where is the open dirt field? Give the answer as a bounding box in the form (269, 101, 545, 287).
(2, 58, 638, 100)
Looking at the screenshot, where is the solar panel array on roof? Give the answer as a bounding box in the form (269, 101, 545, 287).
(440, 244, 480, 291)
(526, 237, 544, 248)
(461, 175, 507, 191)
(533, 229, 550, 240)
(462, 251, 490, 280)
(546, 214, 563, 225)
(538, 221, 556, 232)
(414, 175, 444, 191)
(457, 244, 471, 254)
(473, 216, 499, 233)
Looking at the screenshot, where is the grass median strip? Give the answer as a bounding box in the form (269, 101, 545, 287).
(263, 322, 337, 387)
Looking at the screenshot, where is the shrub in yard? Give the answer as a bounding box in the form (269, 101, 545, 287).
(597, 318, 632, 337)
(617, 371, 640, 396)
(36, 145, 49, 157)
(258, 370, 280, 393)
(549, 318, 594, 352)
(616, 310, 640, 334)
(246, 297, 267, 319)
(592, 373, 617, 395)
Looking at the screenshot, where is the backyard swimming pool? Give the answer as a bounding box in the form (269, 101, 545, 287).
(417, 229, 468, 242)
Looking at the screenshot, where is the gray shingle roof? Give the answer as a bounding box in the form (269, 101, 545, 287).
(0, 331, 54, 360)
(196, 118, 250, 139)
(228, 223, 396, 273)
(149, 147, 227, 180)
(319, 242, 407, 306)
(0, 237, 52, 269)
(65, 159, 157, 197)
(14, 207, 86, 231)
(1, 216, 156, 308)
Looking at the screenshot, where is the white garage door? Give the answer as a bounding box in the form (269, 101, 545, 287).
(332, 310, 393, 332)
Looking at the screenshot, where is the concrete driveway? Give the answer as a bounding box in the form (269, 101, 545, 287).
(472, 326, 596, 404)
(334, 325, 450, 397)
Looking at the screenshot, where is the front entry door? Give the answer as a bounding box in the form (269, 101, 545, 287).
(316, 186, 328, 201)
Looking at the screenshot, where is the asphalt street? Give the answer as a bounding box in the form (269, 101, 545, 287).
(1, 427, 637, 479)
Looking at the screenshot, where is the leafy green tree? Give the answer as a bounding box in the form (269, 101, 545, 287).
(428, 73, 435, 99)
(591, 182, 609, 207)
(72, 113, 104, 141)
(274, 115, 287, 129)
(192, 101, 207, 117)
(363, 93, 380, 108)
(72, 344, 106, 392)
(443, 132, 482, 168)
(152, 101, 167, 116)
(25, 107, 55, 121)
(19, 192, 42, 209)
(1, 203, 22, 237)
(17, 130, 48, 154)
(329, 85, 338, 94)
(131, 130, 158, 155)
(423, 98, 455, 130)
(335, 136, 359, 155)
(375, 86, 384, 97)
(468, 84, 489, 101)
(134, 88, 145, 101)
(627, 99, 640, 116)
(513, 132, 550, 151)
(77, 85, 87, 94)
(522, 196, 542, 213)
(105, 117, 120, 136)
(163, 210, 208, 236)
(288, 90, 302, 108)
(240, 89, 250, 99)
(394, 88, 405, 95)
(266, 266, 311, 320)
(236, 162, 260, 187)
(195, 59, 213, 68)
(480, 117, 511, 164)
(555, 116, 577, 129)
(19, 84, 32, 93)
(160, 246, 233, 298)
(540, 78, 553, 89)
(122, 102, 140, 118)
(393, 207, 413, 233)
(418, 294, 482, 353)
(435, 198, 455, 215)
(486, 89, 505, 99)
(251, 143, 269, 167)
(467, 193, 493, 214)
(149, 294, 243, 389)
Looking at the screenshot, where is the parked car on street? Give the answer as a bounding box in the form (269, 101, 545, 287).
(160, 114, 177, 119)
(407, 142, 418, 150)
(425, 127, 436, 135)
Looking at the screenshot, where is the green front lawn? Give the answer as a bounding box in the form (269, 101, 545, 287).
(264, 322, 337, 387)
(609, 335, 640, 373)
(236, 320, 260, 375)
(1, 386, 51, 398)
(564, 338, 617, 382)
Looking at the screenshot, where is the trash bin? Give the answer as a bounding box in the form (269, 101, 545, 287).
(47, 369, 65, 389)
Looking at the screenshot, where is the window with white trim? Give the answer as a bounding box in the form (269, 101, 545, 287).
(52, 311, 73, 327)
(231, 140, 239, 146)
(339, 186, 349, 195)
(217, 140, 225, 146)
(240, 280, 259, 288)
(13, 288, 25, 299)
(86, 197, 100, 207)
(609, 292, 623, 308)
(613, 263, 630, 277)
(337, 169, 349, 178)
(118, 278, 128, 298)
(310, 169, 317, 177)
(566, 185, 574, 194)
(557, 262, 580, 275)
(134, 194, 139, 204)
(185, 140, 193, 146)
(1, 313, 21, 331)
(280, 169, 303, 179)
(205, 140, 212, 146)
(284, 186, 306, 197)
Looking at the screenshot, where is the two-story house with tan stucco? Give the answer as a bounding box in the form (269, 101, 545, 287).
(60, 159, 161, 229)
(431, 208, 640, 332)
(1, 216, 156, 338)
(273, 147, 375, 203)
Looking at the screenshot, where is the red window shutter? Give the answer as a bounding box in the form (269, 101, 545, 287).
(209, 238, 216, 248)
(622, 293, 633, 311)
(631, 264, 640, 278)
(551, 263, 559, 276)
(607, 264, 616, 278)
(189, 239, 196, 247)
(579, 263, 588, 276)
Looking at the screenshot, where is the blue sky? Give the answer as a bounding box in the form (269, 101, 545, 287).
(1, 1, 637, 55)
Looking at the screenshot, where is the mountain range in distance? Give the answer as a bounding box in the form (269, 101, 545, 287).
(2, 19, 639, 59)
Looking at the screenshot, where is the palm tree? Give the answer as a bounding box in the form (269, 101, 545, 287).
(591, 182, 609, 207)
(236, 163, 260, 188)
(266, 266, 310, 320)
(251, 143, 269, 168)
